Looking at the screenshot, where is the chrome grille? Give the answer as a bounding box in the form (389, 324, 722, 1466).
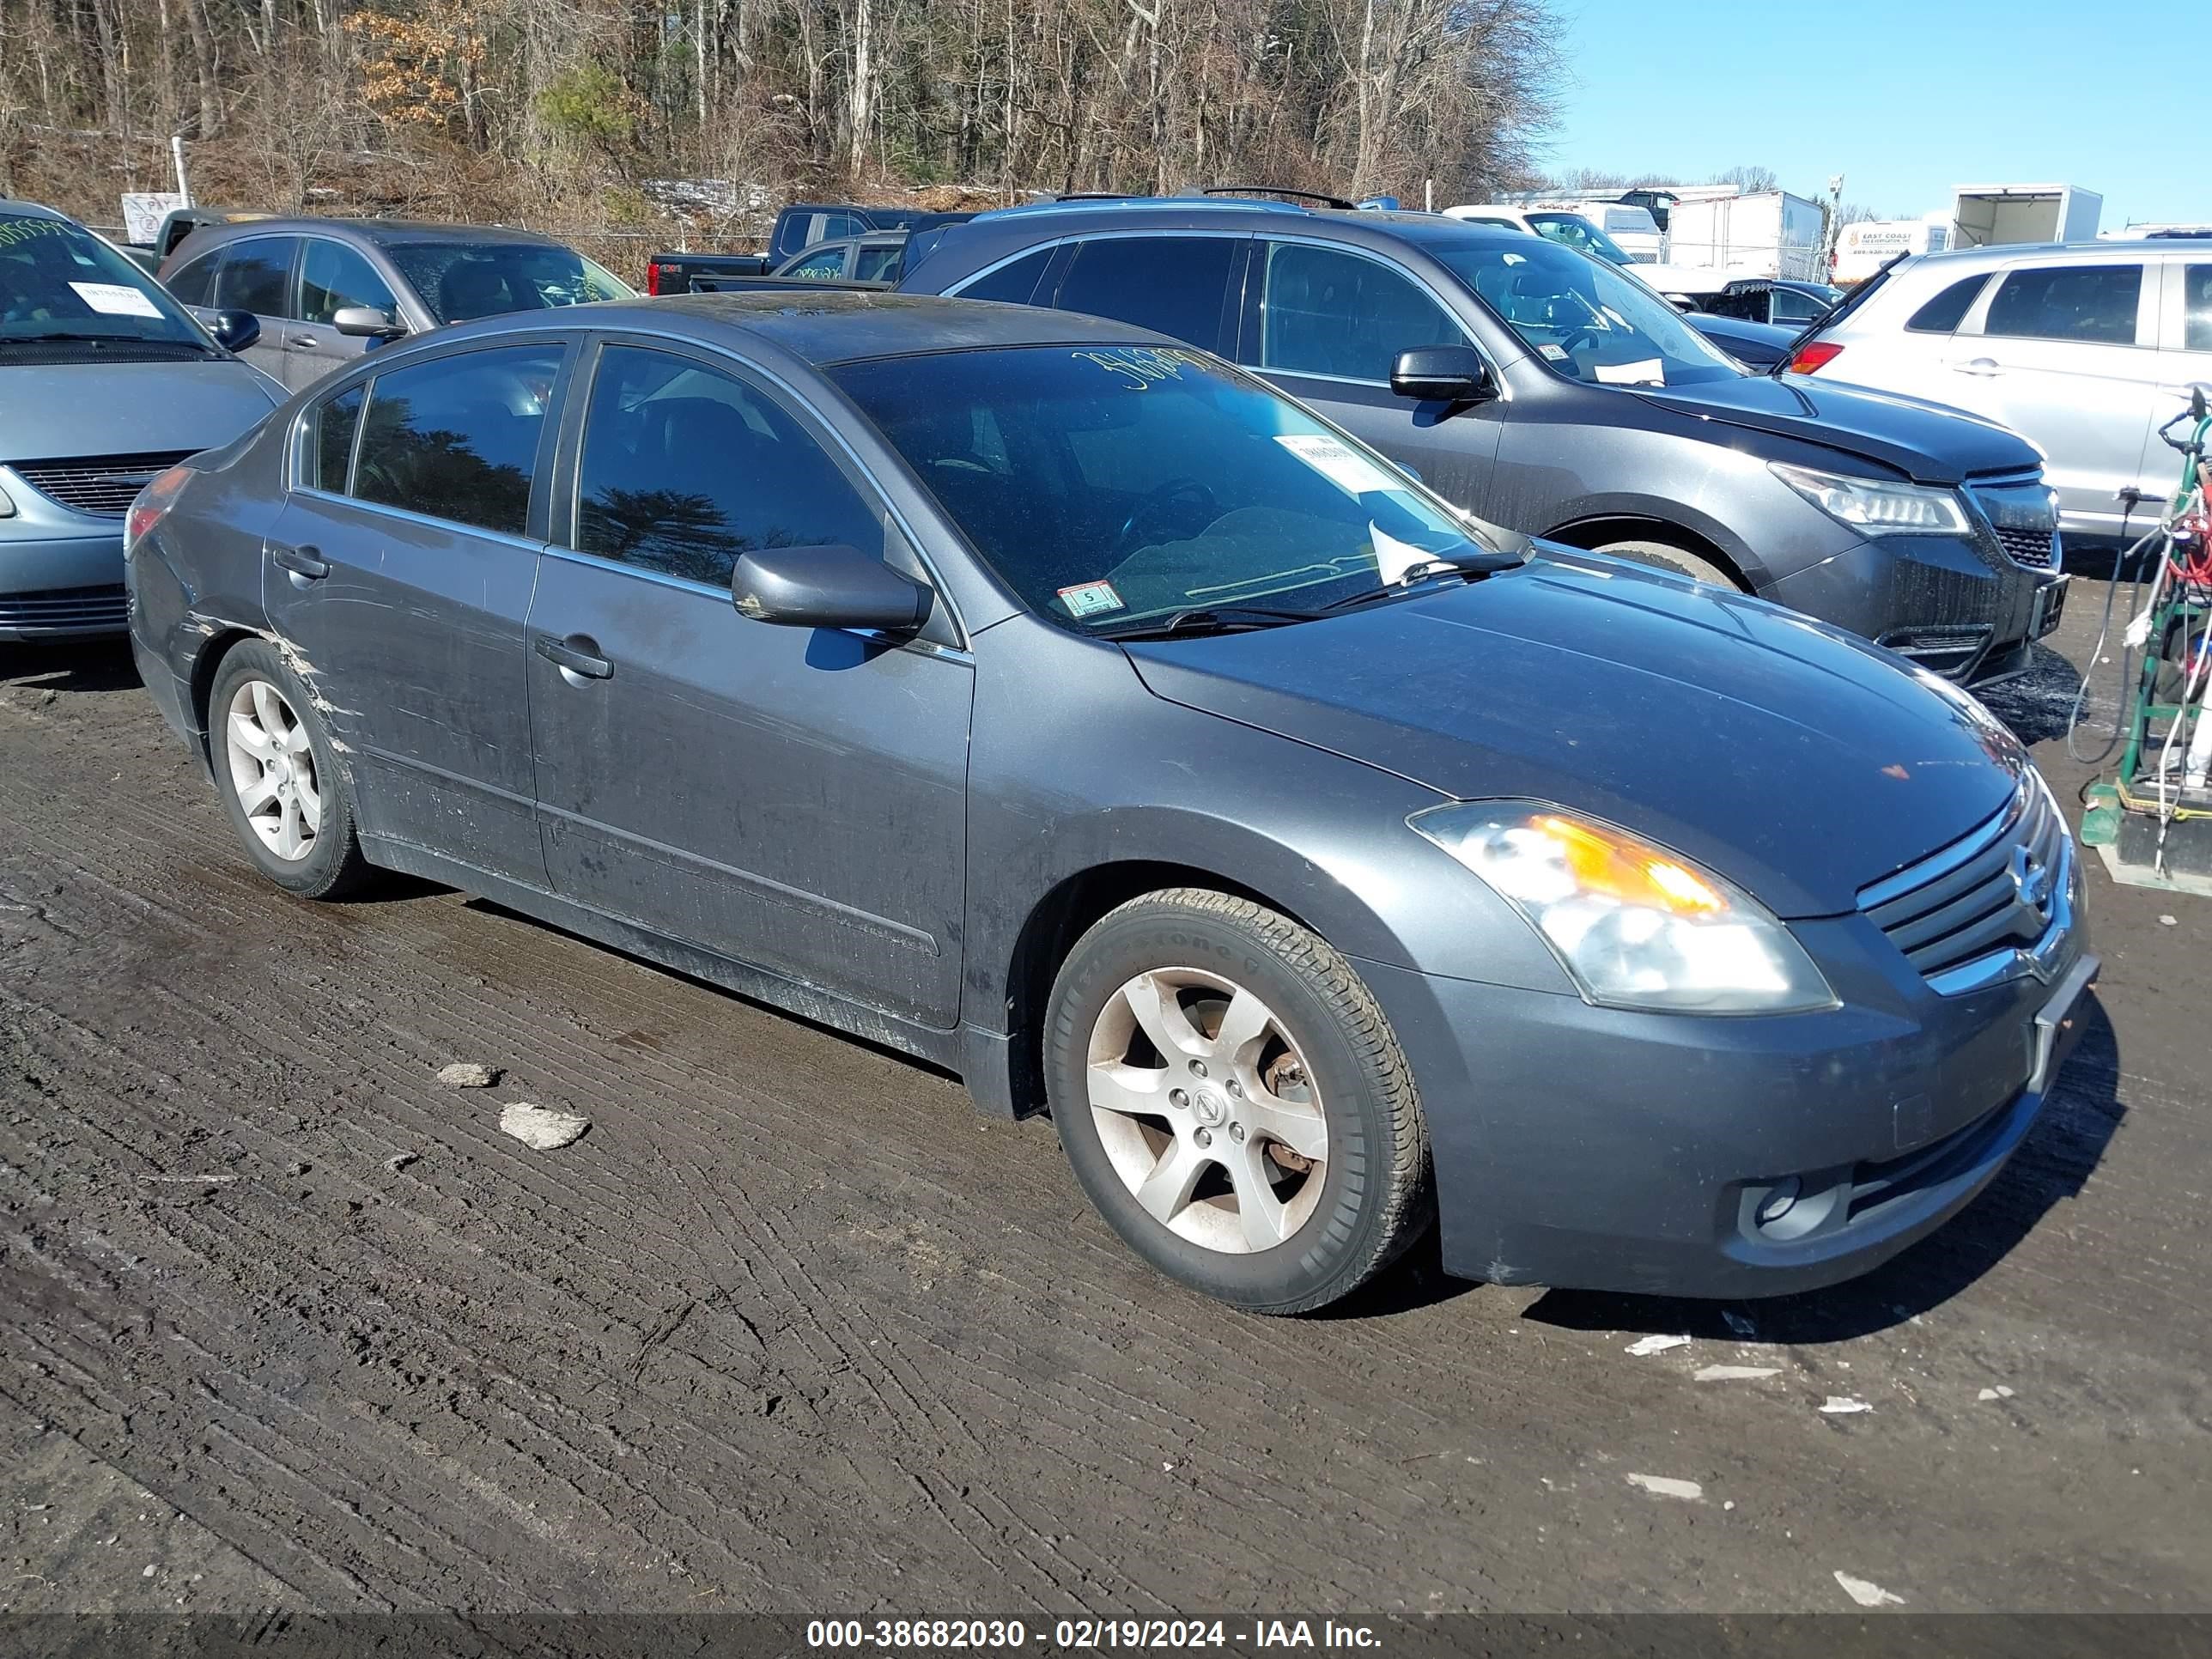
(0, 584, 128, 632)
(10, 452, 193, 518)
(1967, 477, 2060, 569)
(1859, 775, 2073, 994)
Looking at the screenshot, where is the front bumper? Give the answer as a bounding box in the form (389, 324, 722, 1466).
(0, 528, 128, 640)
(1760, 528, 2061, 686)
(1358, 915, 2096, 1298)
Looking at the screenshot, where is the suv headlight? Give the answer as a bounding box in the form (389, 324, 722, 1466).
(1409, 803, 1838, 1014)
(1771, 461, 1969, 538)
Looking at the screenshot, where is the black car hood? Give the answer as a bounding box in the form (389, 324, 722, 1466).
(1626, 374, 2039, 486)
(1125, 556, 2026, 919)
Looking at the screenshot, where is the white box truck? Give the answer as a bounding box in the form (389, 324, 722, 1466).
(1662, 191, 1826, 281)
(1832, 213, 1951, 285)
(1949, 184, 2101, 247)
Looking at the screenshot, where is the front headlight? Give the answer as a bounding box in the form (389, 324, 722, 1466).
(1770, 461, 1970, 538)
(1408, 803, 1838, 1014)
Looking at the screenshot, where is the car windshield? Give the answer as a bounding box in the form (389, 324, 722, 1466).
(385, 241, 633, 325)
(1431, 237, 1741, 388)
(0, 211, 214, 349)
(830, 345, 1496, 632)
(1526, 213, 1634, 266)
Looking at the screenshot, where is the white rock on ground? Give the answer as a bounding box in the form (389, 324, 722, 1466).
(1625, 1474, 1704, 1500)
(438, 1062, 501, 1088)
(1833, 1571, 1905, 1607)
(1819, 1395, 1874, 1414)
(1695, 1364, 1783, 1382)
(1624, 1334, 1692, 1357)
(499, 1103, 590, 1151)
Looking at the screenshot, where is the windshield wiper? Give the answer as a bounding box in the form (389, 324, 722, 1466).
(1094, 604, 1323, 641)
(1319, 547, 1527, 611)
(0, 331, 210, 354)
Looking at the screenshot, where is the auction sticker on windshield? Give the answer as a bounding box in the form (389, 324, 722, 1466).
(1057, 580, 1124, 618)
(69, 282, 164, 319)
(1274, 434, 1400, 500)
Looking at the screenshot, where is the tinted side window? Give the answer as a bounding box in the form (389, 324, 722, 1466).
(214, 236, 299, 317)
(300, 239, 398, 325)
(1053, 237, 1238, 353)
(574, 345, 882, 588)
(854, 243, 902, 283)
(957, 246, 1053, 304)
(2186, 265, 2212, 352)
(1905, 274, 1989, 332)
(353, 345, 562, 536)
(307, 383, 364, 492)
(1984, 264, 2142, 345)
(1770, 289, 1822, 324)
(165, 252, 219, 307)
(788, 247, 848, 278)
(1258, 241, 1465, 382)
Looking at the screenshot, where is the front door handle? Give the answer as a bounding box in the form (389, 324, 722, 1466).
(271, 543, 329, 580)
(535, 633, 614, 681)
(1954, 358, 2002, 377)
(289, 333, 320, 348)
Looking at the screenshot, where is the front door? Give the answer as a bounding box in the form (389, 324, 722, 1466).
(1948, 258, 2161, 539)
(284, 236, 403, 391)
(525, 341, 973, 1028)
(1242, 239, 1506, 511)
(263, 340, 570, 884)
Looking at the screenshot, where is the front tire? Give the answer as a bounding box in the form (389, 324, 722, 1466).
(208, 640, 372, 900)
(1594, 538, 1742, 589)
(1045, 889, 1432, 1313)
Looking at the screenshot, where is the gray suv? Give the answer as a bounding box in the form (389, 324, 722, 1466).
(901, 198, 2070, 684)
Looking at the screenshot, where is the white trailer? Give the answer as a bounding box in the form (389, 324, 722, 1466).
(1949, 184, 2101, 248)
(1832, 214, 1951, 285)
(1662, 191, 1826, 282)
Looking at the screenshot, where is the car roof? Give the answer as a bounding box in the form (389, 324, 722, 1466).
(177, 216, 568, 248)
(0, 199, 72, 223)
(1909, 238, 2183, 272)
(538, 289, 1188, 364)
(955, 195, 1532, 255)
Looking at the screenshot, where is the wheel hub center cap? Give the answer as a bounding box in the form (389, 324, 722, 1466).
(1191, 1089, 1226, 1127)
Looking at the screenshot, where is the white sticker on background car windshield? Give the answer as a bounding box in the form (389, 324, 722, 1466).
(1594, 358, 1664, 386)
(1057, 580, 1125, 618)
(1538, 343, 1570, 362)
(1275, 434, 1401, 500)
(68, 281, 164, 319)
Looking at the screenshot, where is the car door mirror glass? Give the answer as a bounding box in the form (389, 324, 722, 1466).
(333, 306, 404, 338)
(732, 544, 932, 635)
(1389, 346, 1494, 404)
(208, 308, 261, 352)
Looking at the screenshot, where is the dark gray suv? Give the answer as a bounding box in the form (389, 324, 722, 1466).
(900, 198, 2070, 685)
(127, 294, 2095, 1314)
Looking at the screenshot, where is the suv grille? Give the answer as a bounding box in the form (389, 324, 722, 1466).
(1967, 477, 2060, 569)
(10, 452, 194, 518)
(1858, 775, 2072, 994)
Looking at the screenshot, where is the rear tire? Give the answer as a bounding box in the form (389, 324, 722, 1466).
(1594, 537, 1742, 589)
(208, 640, 373, 900)
(1044, 889, 1432, 1314)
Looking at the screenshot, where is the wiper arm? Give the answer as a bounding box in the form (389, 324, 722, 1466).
(1094, 604, 1322, 641)
(0, 331, 210, 352)
(1319, 548, 1527, 612)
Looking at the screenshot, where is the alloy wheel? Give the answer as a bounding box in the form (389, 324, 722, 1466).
(223, 678, 322, 862)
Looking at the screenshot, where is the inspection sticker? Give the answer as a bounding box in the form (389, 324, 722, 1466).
(69, 282, 164, 319)
(1057, 580, 1125, 618)
(1538, 342, 1571, 362)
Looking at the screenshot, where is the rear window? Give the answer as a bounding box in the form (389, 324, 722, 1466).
(1051, 238, 1238, 355)
(1905, 275, 1988, 333)
(956, 246, 1054, 305)
(2186, 266, 2212, 351)
(1984, 264, 2142, 345)
(351, 345, 562, 535)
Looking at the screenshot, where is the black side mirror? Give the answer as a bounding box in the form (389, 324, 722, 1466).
(2193, 384, 2209, 422)
(207, 309, 260, 352)
(333, 305, 406, 340)
(1390, 346, 1495, 404)
(732, 543, 932, 634)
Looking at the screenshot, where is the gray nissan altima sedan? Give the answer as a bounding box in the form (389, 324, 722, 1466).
(126, 292, 2097, 1312)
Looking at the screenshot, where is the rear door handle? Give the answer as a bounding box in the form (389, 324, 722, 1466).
(535, 633, 614, 681)
(270, 543, 329, 580)
(1954, 358, 2002, 377)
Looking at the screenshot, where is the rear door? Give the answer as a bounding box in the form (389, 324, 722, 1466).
(205, 234, 299, 383)
(264, 340, 571, 884)
(1946, 258, 2160, 538)
(525, 339, 973, 1026)
(286, 236, 404, 390)
(1240, 237, 1505, 508)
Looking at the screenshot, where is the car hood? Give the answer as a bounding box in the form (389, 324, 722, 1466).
(1626, 373, 2037, 486)
(0, 358, 283, 462)
(1123, 556, 2026, 919)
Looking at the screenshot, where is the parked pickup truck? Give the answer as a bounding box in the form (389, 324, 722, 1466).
(647, 204, 974, 294)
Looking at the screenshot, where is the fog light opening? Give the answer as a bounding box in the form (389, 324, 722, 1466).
(1755, 1176, 1802, 1228)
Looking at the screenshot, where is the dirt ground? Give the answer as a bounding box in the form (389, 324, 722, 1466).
(2, 577, 2207, 1624)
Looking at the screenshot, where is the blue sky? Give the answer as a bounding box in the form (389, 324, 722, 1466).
(1544, 0, 2205, 230)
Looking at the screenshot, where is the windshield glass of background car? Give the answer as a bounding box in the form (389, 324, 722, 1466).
(0, 213, 210, 347)
(1527, 213, 1632, 266)
(830, 345, 1490, 631)
(387, 243, 633, 325)
(1432, 238, 1740, 387)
